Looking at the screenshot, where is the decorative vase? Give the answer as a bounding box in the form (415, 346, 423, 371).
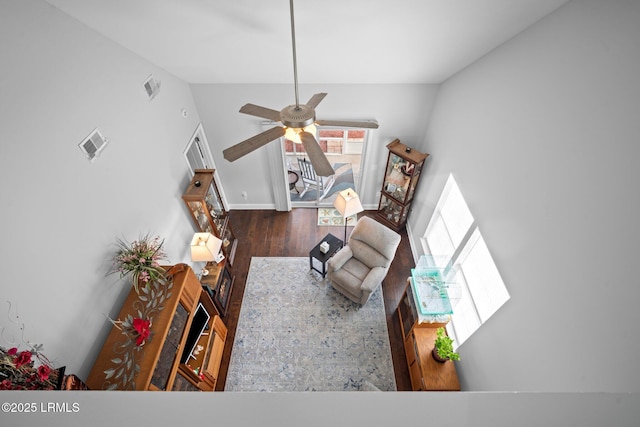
(432, 347, 449, 363)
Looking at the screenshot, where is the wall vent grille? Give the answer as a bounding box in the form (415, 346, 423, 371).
(143, 74, 161, 100)
(79, 128, 108, 162)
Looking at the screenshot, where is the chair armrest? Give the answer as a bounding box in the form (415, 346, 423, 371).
(327, 246, 353, 272)
(360, 266, 387, 294)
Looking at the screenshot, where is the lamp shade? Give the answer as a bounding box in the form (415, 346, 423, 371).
(334, 188, 364, 218)
(190, 232, 222, 262)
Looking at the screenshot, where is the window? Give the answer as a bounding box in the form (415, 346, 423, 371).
(283, 129, 365, 155)
(421, 174, 509, 347)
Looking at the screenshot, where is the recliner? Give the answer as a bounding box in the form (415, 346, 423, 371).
(327, 216, 401, 305)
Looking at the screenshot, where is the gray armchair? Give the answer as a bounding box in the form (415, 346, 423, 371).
(327, 216, 401, 305)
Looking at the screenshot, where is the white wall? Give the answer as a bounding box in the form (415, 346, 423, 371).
(190, 84, 439, 209)
(410, 0, 640, 392)
(0, 0, 202, 378)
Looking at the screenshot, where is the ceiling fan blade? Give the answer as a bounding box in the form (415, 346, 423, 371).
(315, 119, 379, 129)
(223, 126, 286, 162)
(306, 93, 327, 109)
(300, 131, 335, 177)
(239, 103, 282, 122)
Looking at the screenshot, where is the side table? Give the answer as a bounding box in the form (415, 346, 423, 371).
(200, 260, 234, 317)
(309, 233, 343, 278)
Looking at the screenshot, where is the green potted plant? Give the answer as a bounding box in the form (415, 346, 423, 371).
(432, 327, 460, 363)
(109, 233, 169, 293)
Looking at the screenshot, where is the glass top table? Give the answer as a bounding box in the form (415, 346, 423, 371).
(410, 267, 454, 315)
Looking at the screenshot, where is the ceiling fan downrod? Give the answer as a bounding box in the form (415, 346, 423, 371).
(289, 0, 300, 110)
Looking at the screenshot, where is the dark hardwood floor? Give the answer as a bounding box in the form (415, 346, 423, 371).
(215, 208, 414, 391)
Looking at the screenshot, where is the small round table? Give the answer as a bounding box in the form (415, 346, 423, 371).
(288, 170, 299, 193)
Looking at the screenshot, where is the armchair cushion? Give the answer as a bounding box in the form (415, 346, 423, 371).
(327, 245, 353, 272)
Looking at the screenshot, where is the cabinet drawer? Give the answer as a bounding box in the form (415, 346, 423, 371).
(408, 359, 424, 391)
(404, 333, 417, 366)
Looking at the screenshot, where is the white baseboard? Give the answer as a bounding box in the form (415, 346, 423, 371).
(227, 203, 277, 210)
(405, 221, 420, 265)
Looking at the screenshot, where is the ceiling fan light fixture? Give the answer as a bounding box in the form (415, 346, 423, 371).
(285, 124, 316, 144)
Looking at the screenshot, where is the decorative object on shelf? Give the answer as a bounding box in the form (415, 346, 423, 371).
(190, 232, 224, 277)
(432, 327, 460, 363)
(333, 188, 364, 242)
(109, 233, 169, 293)
(0, 345, 62, 390)
(182, 169, 237, 267)
(376, 139, 429, 231)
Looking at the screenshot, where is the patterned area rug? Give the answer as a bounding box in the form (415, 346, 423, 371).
(225, 257, 397, 391)
(317, 208, 358, 226)
(290, 163, 355, 202)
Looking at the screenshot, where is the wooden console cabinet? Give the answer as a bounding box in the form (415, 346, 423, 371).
(398, 278, 460, 391)
(86, 264, 227, 391)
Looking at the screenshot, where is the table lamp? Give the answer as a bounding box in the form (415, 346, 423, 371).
(333, 188, 364, 242)
(190, 232, 223, 276)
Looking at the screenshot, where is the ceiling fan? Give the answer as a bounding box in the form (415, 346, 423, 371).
(222, 0, 379, 177)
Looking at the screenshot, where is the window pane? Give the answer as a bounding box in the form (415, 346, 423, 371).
(318, 130, 344, 138)
(347, 130, 365, 141)
(448, 269, 481, 347)
(440, 178, 474, 249)
(459, 229, 510, 322)
(425, 214, 455, 260)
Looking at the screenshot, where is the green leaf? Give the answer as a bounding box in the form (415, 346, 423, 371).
(104, 368, 116, 379)
(111, 358, 122, 364)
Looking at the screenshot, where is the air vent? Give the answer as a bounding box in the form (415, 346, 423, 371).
(143, 74, 161, 100)
(79, 128, 108, 162)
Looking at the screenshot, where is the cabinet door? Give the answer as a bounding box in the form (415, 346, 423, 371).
(398, 285, 416, 339)
(383, 151, 413, 204)
(150, 303, 189, 390)
(378, 194, 408, 228)
(186, 200, 214, 233)
(202, 316, 227, 386)
(171, 371, 200, 391)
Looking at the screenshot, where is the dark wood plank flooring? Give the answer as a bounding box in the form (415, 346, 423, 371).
(215, 209, 413, 391)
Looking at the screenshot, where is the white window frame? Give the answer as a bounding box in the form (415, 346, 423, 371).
(421, 174, 509, 347)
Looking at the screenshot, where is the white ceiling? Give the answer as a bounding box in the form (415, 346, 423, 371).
(43, 0, 569, 84)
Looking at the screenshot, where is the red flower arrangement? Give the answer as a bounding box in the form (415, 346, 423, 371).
(109, 315, 152, 347)
(132, 318, 151, 346)
(0, 346, 58, 390)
